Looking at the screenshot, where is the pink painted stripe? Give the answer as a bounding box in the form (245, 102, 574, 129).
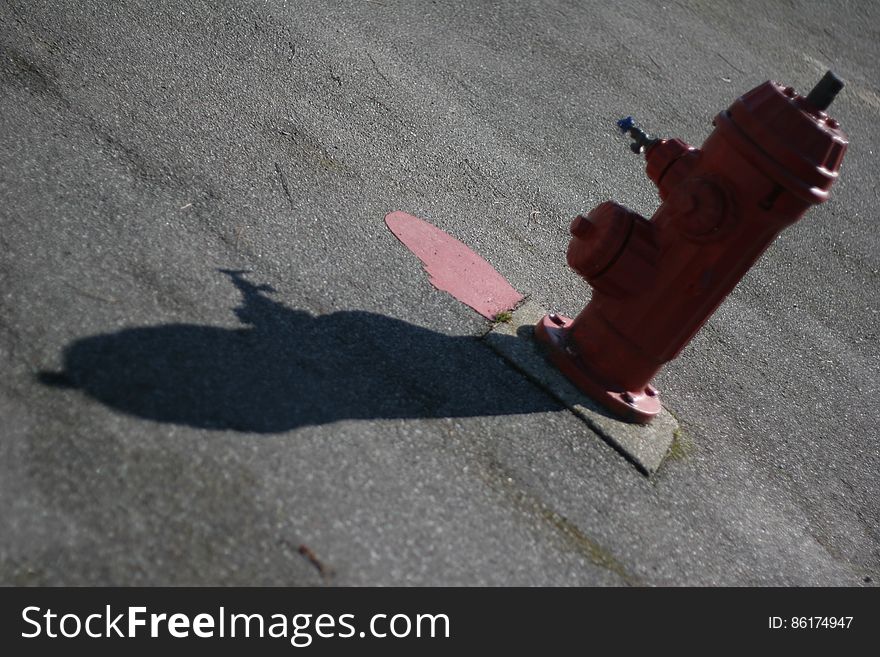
(385, 211, 523, 319)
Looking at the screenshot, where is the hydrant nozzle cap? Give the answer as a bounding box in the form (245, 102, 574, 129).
(566, 202, 635, 280)
(805, 70, 844, 112)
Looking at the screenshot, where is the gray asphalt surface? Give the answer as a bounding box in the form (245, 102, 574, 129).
(1, 0, 877, 585)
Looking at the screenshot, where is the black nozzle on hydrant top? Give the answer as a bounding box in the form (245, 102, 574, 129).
(805, 70, 844, 111)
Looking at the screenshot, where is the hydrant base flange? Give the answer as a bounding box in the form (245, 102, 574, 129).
(534, 314, 662, 424)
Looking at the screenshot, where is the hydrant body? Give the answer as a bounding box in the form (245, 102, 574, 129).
(536, 75, 848, 423)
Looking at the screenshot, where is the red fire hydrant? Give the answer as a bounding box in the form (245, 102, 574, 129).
(535, 71, 848, 423)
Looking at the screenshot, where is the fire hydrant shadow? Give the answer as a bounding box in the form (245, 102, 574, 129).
(38, 270, 557, 432)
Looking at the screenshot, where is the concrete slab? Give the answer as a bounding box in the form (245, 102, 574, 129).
(483, 300, 678, 475)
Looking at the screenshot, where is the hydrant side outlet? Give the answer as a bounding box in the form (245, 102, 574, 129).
(536, 72, 848, 424)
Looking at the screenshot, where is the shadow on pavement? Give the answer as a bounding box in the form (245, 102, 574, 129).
(38, 270, 557, 432)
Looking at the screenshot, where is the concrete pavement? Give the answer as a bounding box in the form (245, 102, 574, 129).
(1, 0, 877, 585)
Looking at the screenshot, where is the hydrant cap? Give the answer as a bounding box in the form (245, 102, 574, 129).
(725, 73, 848, 202)
(567, 202, 634, 279)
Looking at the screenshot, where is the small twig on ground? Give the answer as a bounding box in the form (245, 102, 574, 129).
(298, 544, 334, 578)
(716, 52, 745, 75)
(274, 162, 294, 207)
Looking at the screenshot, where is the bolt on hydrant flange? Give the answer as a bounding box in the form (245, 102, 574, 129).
(536, 71, 848, 424)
